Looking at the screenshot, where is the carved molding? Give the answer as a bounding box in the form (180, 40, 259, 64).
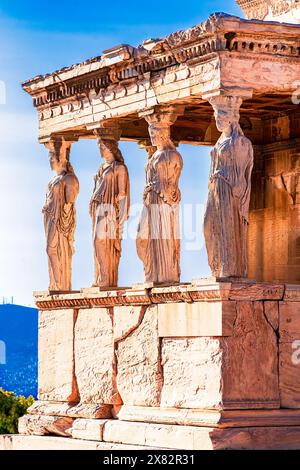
(34, 281, 286, 310)
(93, 119, 122, 140)
(22, 13, 300, 112)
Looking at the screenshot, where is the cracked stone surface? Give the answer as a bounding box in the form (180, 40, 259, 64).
(75, 308, 120, 404)
(161, 301, 279, 409)
(70, 418, 107, 441)
(33, 294, 283, 422)
(18, 414, 74, 437)
(222, 301, 279, 408)
(28, 401, 112, 419)
(279, 301, 300, 408)
(116, 305, 163, 406)
(38, 309, 78, 402)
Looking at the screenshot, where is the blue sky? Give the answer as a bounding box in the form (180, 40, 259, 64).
(0, 1, 241, 305)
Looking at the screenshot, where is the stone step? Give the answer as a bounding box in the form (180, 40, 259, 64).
(0, 434, 163, 451)
(115, 406, 300, 428)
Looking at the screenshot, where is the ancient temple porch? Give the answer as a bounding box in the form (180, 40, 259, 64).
(2, 10, 300, 450)
(22, 13, 300, 285)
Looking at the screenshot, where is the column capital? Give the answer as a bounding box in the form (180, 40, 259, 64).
(202, 88, 253, 102)
(91, 119, 121, 140)
(41, 134, 79, 146)
(139, 105, 185, 127)
(44, 136, 76, 156)
(208, 95, 244, 119)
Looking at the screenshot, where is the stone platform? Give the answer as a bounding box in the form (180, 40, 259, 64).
(3, 280, 300, 450)
(4, 410, 300, 449)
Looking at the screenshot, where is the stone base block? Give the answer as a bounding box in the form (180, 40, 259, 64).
(5, 415, 300, 450)
(115, 406, 300, 428)
(18, 414, 73, 437)
(28, 401, 112, 419)
(35, 282, 287, 411)
(0, 435, 159, 450)
(101, 420, 300, 450)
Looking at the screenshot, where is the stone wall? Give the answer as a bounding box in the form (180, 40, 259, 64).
(34, 283, 300, 411)
(17, 282, 300, 449)
(248, 114, 300, 283)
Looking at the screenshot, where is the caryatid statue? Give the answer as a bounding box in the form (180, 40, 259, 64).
(137, 106, 184, 284)
(204, 95, 254, 278)
(43, 137, 79, 291)
(89, 123, 130, 288)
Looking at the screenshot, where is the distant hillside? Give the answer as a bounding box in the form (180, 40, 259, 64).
(0, 304, 38, 398)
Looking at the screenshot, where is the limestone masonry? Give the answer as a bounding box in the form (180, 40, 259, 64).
(2, 0, 300, 450)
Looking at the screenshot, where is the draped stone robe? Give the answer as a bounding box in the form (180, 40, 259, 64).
(204, 131, 253, 278)
(137, 148, 183, 284)
(90, 160, 130, 287)
(43, 171, 79, 290)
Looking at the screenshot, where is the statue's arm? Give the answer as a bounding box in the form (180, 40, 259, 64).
(118, 165, 130, 222)
(159, 150, 182, 205)
(118, 165, 129, 199)
(65, 174, 79, 205)
(232, 137, 254, 219)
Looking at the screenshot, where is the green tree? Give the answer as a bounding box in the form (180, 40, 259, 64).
(0, 388, 34, 434)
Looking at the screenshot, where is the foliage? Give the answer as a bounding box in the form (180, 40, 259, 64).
(0, 387, 34, 434)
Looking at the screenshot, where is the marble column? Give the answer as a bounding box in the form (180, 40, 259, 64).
(43, 137, 79, 291)
(90, 121, 130, 288)
(203, 95, 254, 278)
(137, 106, 184, 284)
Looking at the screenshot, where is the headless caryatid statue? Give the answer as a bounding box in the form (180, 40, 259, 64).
(137, 107, 183, 284)
(90, 130, 130, 288)
(204, 96, 254, 279)
(43, 138, 79, 291)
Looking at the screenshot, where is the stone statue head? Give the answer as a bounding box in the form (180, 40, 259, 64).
(144, 105, 182, 151)
(209, 96, 243, 135)
(98, 138, 124, 164)
(46, 138, 73, 174)
(148, 124, 175, 150)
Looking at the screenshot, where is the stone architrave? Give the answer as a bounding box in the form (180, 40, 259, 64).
(43, 137, 79, 291)
(204, 95, 254, 278)
(136, 106, 184, 284)
(90, 121, 130, 288)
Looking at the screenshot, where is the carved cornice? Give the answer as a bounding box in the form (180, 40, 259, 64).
(93, 120, 122, 140)
(140, 105, 185, 126)
(22, 13, 300, 111)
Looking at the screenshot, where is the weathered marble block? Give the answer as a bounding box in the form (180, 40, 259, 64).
(74, 308, 118, 404)
(32, 283, 288, 420)
(279, 301, 300, 408)
(38, 309, 77, 402)
(70, 418, 107, 441)
(161, 301, 279, 409)
(116, 305, 163, 406)
(18, 414, 73, 437)
(157, 301, 237, 337)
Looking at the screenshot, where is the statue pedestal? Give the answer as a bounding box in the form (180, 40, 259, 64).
(6, 281, 300, 450)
